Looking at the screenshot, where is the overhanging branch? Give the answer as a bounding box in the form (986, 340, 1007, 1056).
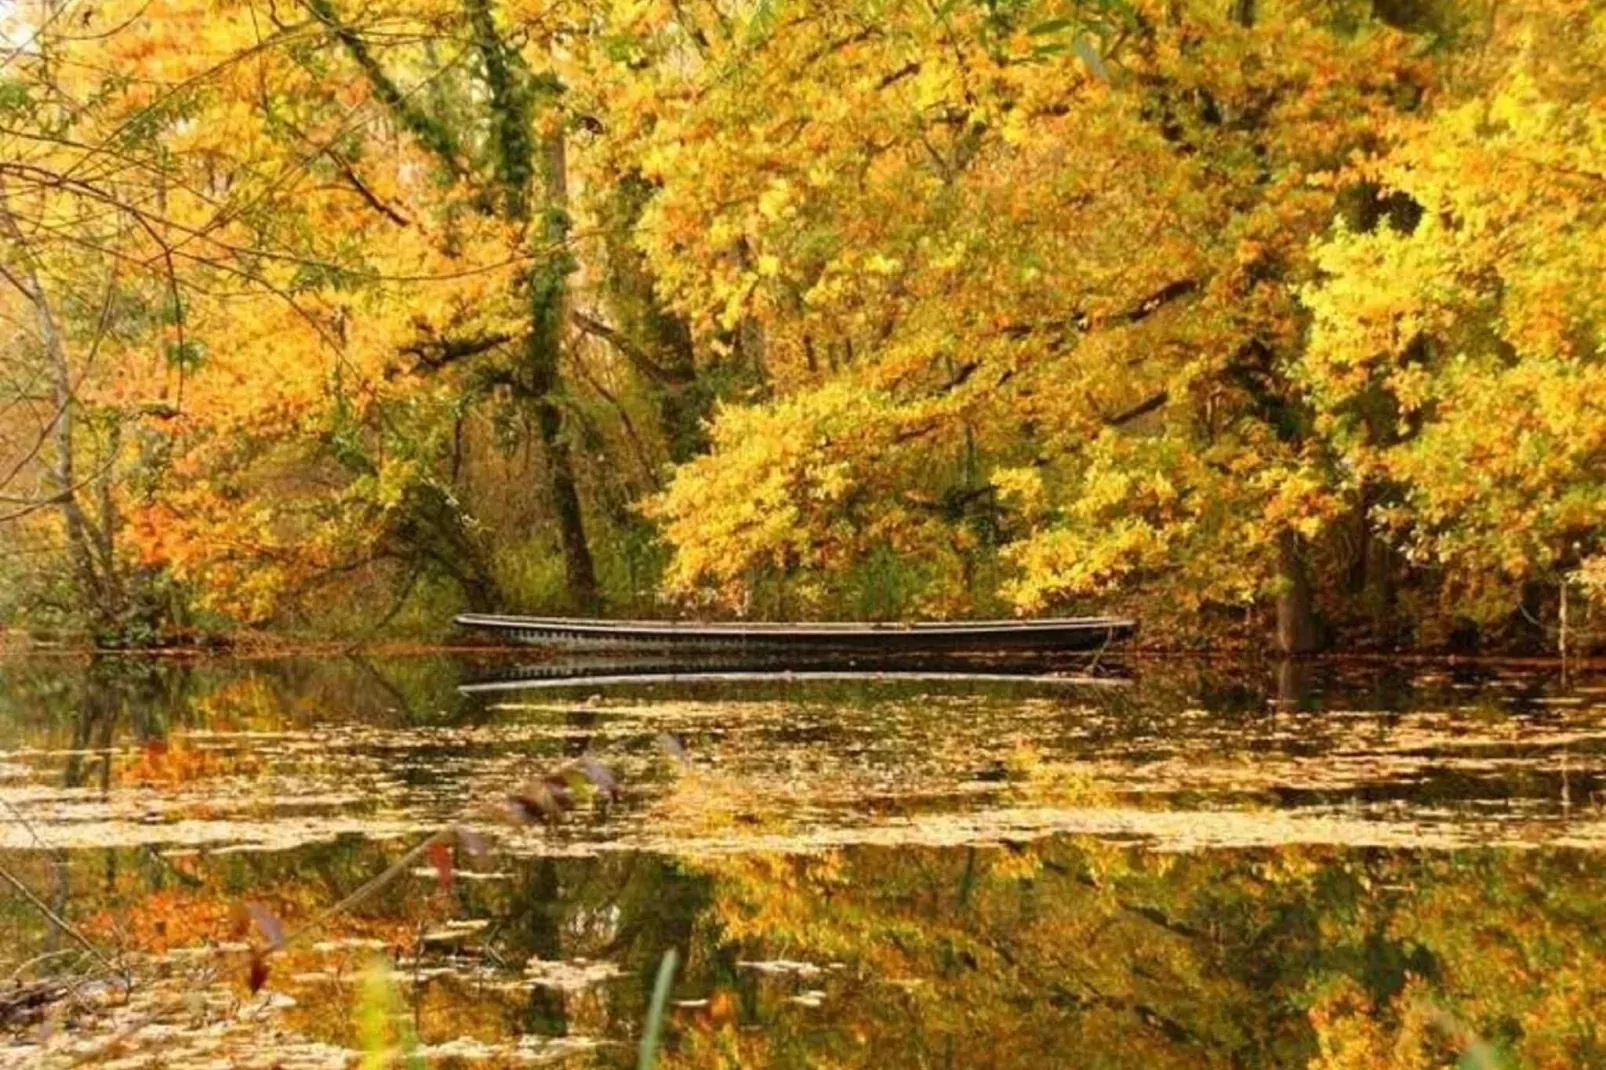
(571, 311, 680, 385)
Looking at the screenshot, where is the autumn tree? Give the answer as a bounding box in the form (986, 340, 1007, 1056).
(3, 0, 709, 632)
(0, 0, 236, 638)
(630, 0, 1453, 644)
(1301, 0, 1606, 636)
(3, 0, 1601, 648)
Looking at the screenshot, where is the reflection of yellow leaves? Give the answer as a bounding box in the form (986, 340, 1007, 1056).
(1002, 741, 1108, 807)
(989, 844, 1042, 881)
(121, 736, 259, 787)
(356, 957, 421, 1070)
(648, 768, 790, 837)
(1308, 976, 1459, 1070)
(83, 888, 239, 953)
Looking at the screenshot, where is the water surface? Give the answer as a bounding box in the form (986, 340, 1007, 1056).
(2, 654, 1604, 1067)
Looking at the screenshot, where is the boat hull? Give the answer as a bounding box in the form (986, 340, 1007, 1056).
(454, 614, 1134, 653)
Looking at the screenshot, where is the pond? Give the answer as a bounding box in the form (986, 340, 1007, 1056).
(2, 653, 1604, 1067)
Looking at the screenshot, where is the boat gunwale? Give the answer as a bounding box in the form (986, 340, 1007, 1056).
(454, 614, 1135, 639)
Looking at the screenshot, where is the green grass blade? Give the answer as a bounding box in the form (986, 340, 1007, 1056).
(638, 947, 679, 1070)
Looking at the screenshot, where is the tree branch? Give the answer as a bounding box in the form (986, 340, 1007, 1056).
(1001, 278, 1199, 343)
(571, 310, 680, 385)
(300, 0, 465, 176)
(1104, 390, 1168, 426)
(400, 330, 516, 369)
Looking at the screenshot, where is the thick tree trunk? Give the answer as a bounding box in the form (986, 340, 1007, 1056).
(464, 0, 598, 609)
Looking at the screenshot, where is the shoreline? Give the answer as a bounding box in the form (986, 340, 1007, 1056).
(1, 633, 1600, 670)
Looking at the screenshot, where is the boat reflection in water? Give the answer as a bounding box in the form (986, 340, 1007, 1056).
(456, 651, 1132, 694)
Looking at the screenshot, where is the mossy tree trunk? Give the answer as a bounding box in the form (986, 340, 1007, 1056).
(315, 0, 599, 610)
(466, 0, 598, 609)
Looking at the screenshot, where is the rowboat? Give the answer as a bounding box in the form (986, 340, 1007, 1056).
(453, 614, 1134, 653)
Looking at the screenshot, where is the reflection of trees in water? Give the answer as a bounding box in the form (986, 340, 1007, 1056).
(62, 657, 183, 785)
(7, 829, 1606, 1065)
(55, 658, 177, 949)
(4, 655, 1605, 1062)
(0, 653, 470, 982)
(657, 842, 1606, 1069)
(0, 653, 492, 762)
(478, 852, 712, 1043)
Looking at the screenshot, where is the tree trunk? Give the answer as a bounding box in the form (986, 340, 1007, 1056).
(528, 127, 599, 609)
(464, 0, 598, 609)
(43, 307, 106, 612)
(0, 187, 120, 632)
(599, 173, 708, 463)
(1345, 486, 1399, 647)
(1507, 580, 1548, 656)
(1360, 531, 1396, 645)
(1276, 529, 1318, 655)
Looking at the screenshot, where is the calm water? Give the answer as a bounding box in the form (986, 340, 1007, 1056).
(2, 653, 1605, 1067)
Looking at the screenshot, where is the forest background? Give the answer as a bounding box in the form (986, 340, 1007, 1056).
(0, 0, 1601, 652)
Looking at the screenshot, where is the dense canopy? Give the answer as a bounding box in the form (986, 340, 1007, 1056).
(0, 0, 1600, 648)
